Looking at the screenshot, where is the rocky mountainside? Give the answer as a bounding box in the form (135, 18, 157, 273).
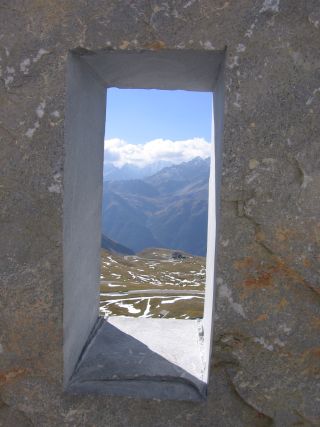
(101, 234, 134, 255)
(101, 157, 210, 256)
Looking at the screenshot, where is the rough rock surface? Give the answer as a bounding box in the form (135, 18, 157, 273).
(1, 1, 319, 426)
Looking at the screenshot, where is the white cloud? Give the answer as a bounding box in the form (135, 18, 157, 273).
(104, 137, 211, 168)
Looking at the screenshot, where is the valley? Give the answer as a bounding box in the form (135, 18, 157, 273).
(100, 157, 210, 319)
(102, 157, 210, 256)
(99, 248, 205, 319)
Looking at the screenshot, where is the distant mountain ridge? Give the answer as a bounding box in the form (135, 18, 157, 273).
(103, 160, 174, 181)
(101, 157, 210, 256)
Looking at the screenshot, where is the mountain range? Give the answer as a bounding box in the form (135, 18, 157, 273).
(101, 157, 210, 256)
(103, 160, 173, 181)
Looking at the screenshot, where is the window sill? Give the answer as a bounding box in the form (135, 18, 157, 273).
(67, 316, 206, 401)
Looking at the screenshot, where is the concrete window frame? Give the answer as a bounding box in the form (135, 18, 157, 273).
(63, 49, 225, 401)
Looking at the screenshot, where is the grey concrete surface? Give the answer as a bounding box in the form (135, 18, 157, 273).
(204, 57, 225, 383)
(63, 54, 106, 385)
(68, 317, 206, 400)
(63, 49, 222, 397)
(82, 49, 224, 91)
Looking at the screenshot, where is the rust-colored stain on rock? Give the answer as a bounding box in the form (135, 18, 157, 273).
(234, 257, 254, 270)
(311, 317, 320, 329)
(300, 347, 320, 376)
(239, 257, 317, 297)
(243, 271, 273, 289)
(276, 298, 289, 310)
(145, 40, 166, 50)
(255, 313, 269, 322)
(300, 347, 320, 371)
(119, 40, 130, 49)
(307, 348, 320, 358)
(255, 230, 266, 242)
(302, 257, 311, 267)
(31, 0, 73, 29)
(0, 368, 28, 385)
(275, 228, 296, 242)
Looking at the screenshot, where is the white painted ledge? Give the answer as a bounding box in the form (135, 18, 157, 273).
(67, 317, 206, 400)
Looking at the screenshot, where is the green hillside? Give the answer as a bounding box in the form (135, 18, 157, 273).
(100, 248, 205, 319)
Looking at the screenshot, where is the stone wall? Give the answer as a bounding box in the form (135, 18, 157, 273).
(1, 1, 319, 426)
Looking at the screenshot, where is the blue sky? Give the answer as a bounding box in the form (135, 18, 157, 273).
(104, 88, 212, 167)
(105, 88, 212, 143)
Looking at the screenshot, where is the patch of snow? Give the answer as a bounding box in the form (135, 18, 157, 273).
(161, 296, 201, 305)
(117, 301, 141, 314)
(107, 256, 118, 264)
(143, 298, 151, 317)
(128, 271, 136, 279)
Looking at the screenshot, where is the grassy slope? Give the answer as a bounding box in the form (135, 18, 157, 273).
(99, 248, 205, 319)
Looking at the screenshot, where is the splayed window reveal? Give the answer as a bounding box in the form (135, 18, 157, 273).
(63, 49, 224, 401)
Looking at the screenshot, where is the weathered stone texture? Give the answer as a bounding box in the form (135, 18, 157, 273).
(1, 1, 319, 426)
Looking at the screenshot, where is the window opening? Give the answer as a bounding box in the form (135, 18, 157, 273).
(100, 88, 212, 321)
(63, 49, 225, 400)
